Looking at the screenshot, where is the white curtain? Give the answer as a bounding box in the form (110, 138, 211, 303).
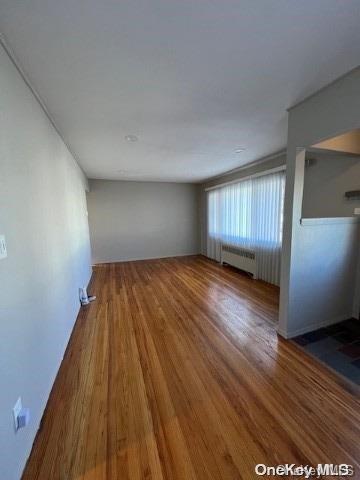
(206, 171, 285, 285)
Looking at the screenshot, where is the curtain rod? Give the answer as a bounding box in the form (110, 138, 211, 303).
(204, 165, 286, 192)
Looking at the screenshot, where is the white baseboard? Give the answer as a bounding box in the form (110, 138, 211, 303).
(93, 252, 201, 265)
(277, 312, 353, 339)
(21, 270, 93, 477)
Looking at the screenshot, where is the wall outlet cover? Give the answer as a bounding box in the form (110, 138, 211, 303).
(13, 397, 22, 431)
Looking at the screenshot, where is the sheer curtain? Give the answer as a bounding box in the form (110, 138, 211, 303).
(206, 170, 285, 285)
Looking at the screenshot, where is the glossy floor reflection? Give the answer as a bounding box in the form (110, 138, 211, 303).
(23, 257, 360, 479)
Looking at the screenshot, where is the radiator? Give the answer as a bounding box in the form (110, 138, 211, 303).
(221, 244, 257, 278)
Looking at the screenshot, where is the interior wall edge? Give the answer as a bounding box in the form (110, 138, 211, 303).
(0, 34, 88, 187)
(0, 41, 92, 479)
(20, 271, 93, 478)
(278, 312, 354, 339)
(281, 66, 360, 338)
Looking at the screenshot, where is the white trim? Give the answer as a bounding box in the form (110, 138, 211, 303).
(21, 269, 93, 478)
(203, 149, 286, 184)
(92, 252, 200, 265)
(0, 33, 87, 181)
(204, 165, 286, 192)
(300, 217, 360, 226)
(277, 312, 353, 339)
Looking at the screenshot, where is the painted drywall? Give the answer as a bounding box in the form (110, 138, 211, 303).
(0, 45, 92, 480)
(199, 153, 287, 254)
(302, 153, 360, 218)
(87, 180, 200, 263)
(279, 66, 360, 338)
(282, 218, 359, 336)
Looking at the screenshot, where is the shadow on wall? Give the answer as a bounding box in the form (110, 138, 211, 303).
(302, 151, 360, 218)
(290, 217, 360, 336)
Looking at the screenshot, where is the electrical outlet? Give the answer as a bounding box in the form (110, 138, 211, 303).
(354, 207, 360, 215)
(13, 397, 22, 431)
(0, 235, 7, 260)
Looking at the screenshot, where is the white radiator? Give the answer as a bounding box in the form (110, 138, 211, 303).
(221, 244, 257, 279)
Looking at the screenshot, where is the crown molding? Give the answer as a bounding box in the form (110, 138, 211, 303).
(201, 149, 286, 184)
(0, 32, 88, 180)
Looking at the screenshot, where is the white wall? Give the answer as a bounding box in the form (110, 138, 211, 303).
(87, 180, 200, 263)
(303, 153, 360, 218)
(279, 67, 360, 338)
(282, 218, 359, 336)
(0, 45, 92, 479)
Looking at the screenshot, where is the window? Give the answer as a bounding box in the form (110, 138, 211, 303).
(206, 170, 285, 285)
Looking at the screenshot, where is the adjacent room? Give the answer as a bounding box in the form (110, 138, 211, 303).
(291, 131, 360, 382)
(0, 1, 360, 479)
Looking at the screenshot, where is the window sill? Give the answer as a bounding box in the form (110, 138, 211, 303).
(300, 217, 360, 226)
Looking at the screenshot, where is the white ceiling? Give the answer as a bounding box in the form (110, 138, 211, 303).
(0, 1, 360, 182)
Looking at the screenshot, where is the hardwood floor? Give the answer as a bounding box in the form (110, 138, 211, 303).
(22, 255, 360, 480)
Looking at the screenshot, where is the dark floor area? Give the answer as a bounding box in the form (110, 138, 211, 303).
(293, 318, 360, 385)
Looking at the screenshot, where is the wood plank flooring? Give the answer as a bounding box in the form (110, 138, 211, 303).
(22, 255, 360, 479)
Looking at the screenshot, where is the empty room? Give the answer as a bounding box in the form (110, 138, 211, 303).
(1, 1, 360, 479)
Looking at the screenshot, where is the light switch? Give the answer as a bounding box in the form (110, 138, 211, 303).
(0, 235, 7, 259)
(354, 207, 360, 216)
